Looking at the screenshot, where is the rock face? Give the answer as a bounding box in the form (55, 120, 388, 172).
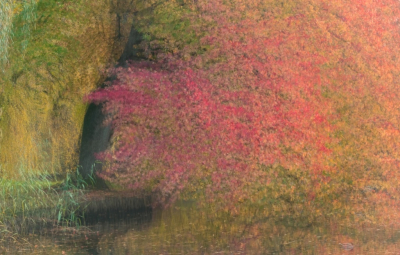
(78, 24, 143, 183)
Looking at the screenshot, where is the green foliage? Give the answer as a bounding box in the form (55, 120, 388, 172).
(132, 0, 210, 59)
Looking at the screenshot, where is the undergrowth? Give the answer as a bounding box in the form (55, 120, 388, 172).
(0, 166, 96, 242)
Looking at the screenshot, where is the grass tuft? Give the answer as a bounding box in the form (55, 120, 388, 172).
(0, 166, 95, 240)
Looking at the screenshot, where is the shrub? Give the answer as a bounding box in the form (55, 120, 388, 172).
(91, 0, 400, 224)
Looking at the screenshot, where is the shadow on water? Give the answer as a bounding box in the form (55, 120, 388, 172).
(65, 207, 153, 255)
(83, 205, 400, 255)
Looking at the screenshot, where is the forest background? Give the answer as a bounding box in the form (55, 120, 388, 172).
(1, 0, 400, 232)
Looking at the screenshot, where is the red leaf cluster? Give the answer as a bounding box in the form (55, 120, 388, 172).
(88, 0, 400, 219)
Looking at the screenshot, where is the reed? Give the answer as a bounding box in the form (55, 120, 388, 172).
(0, 165, 92, 240)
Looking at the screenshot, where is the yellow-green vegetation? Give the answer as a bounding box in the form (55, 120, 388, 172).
(0, 0, 135, 178)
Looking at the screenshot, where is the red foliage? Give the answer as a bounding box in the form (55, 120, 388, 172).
(88, 10, 332, 205)
(88, 0, 400, 218)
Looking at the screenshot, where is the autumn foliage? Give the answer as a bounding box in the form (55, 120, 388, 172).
(89, 0, 400, 222)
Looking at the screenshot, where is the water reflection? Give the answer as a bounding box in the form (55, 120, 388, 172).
(4, 201, 400, 254)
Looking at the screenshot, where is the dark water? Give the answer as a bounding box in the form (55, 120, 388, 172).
(4, 202, 400, 254)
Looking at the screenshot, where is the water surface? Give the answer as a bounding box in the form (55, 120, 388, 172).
(4, 201, 400, 254)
